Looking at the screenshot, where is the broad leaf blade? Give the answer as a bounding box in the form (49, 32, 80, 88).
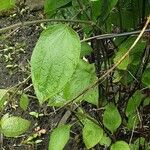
(83, 119, 103, 149)
(110, 141, 130, 150)
(1, 116, 30, 137)
(103, 103, 121, 133)
(48, 124, 70, 150)
(63, 60, 98, 106)
(31, 24, 81, 104)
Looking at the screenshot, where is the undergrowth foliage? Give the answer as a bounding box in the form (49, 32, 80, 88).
(0, 0, 150, 150)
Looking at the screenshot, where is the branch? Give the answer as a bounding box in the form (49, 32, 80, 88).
(0, 19, 94, 33)
(57, 16, 150, 111)
(81, 28, 150, 42)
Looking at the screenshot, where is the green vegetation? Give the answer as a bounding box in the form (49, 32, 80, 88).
(0, 0, 150, 149)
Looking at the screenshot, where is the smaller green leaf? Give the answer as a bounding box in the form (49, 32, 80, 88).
(126, 90, 142, 117)
(83, 119, 103, 149)
(0, 89, 8, 110)
(142, 68, 150, 87)
(127, 113, 139, 130)
(91, 0, 101, 21)
(0, 0, 16, 11)
(111, 141, 130, 150)
(80, 42, 92, 58)
(1, 116, 30, 137)
(130, 137, 149, 150)
(99, 133, 111, 147)
(49, 124, 70, 150)
(114, 47, 130, 70)
(114, 37, 146, 70)
(84, 87, 98, 106)
(19, 94, 29, 111)
(92, 0, 118, 23)
(143, 97, 150, 106)
(44, 0, 71, 16)
(113, 71, 122, 83)
(103, 103, 122, 133)
(63, 60, 98, 106)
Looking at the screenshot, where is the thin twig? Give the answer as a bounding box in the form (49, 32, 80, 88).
(1, 19, 150, 41)
(7, 75, 31, 91)
(0, 19, 94, 33)
(129, 115, 137, 144)
(4, 27, 20, 39)
(81, 28, 150, 42)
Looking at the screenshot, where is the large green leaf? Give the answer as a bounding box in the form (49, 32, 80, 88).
(0, 116, 30, 137)
(63, 59, 98, 106)
(48, 124, 70, 150)
(111, 141, 130, 150)
(83, 119, 103, 149)
(103, 103, 122, 133)
(0, 89, 8, 110)
(44, 0, 72, 16)
(0, 0, 15, 11)
(31, 24, 81, 104)
(126, 90, 142, 117)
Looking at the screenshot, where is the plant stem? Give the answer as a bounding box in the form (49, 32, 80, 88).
(0, 19, 94, 33)
(81, 28, 150, 42)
